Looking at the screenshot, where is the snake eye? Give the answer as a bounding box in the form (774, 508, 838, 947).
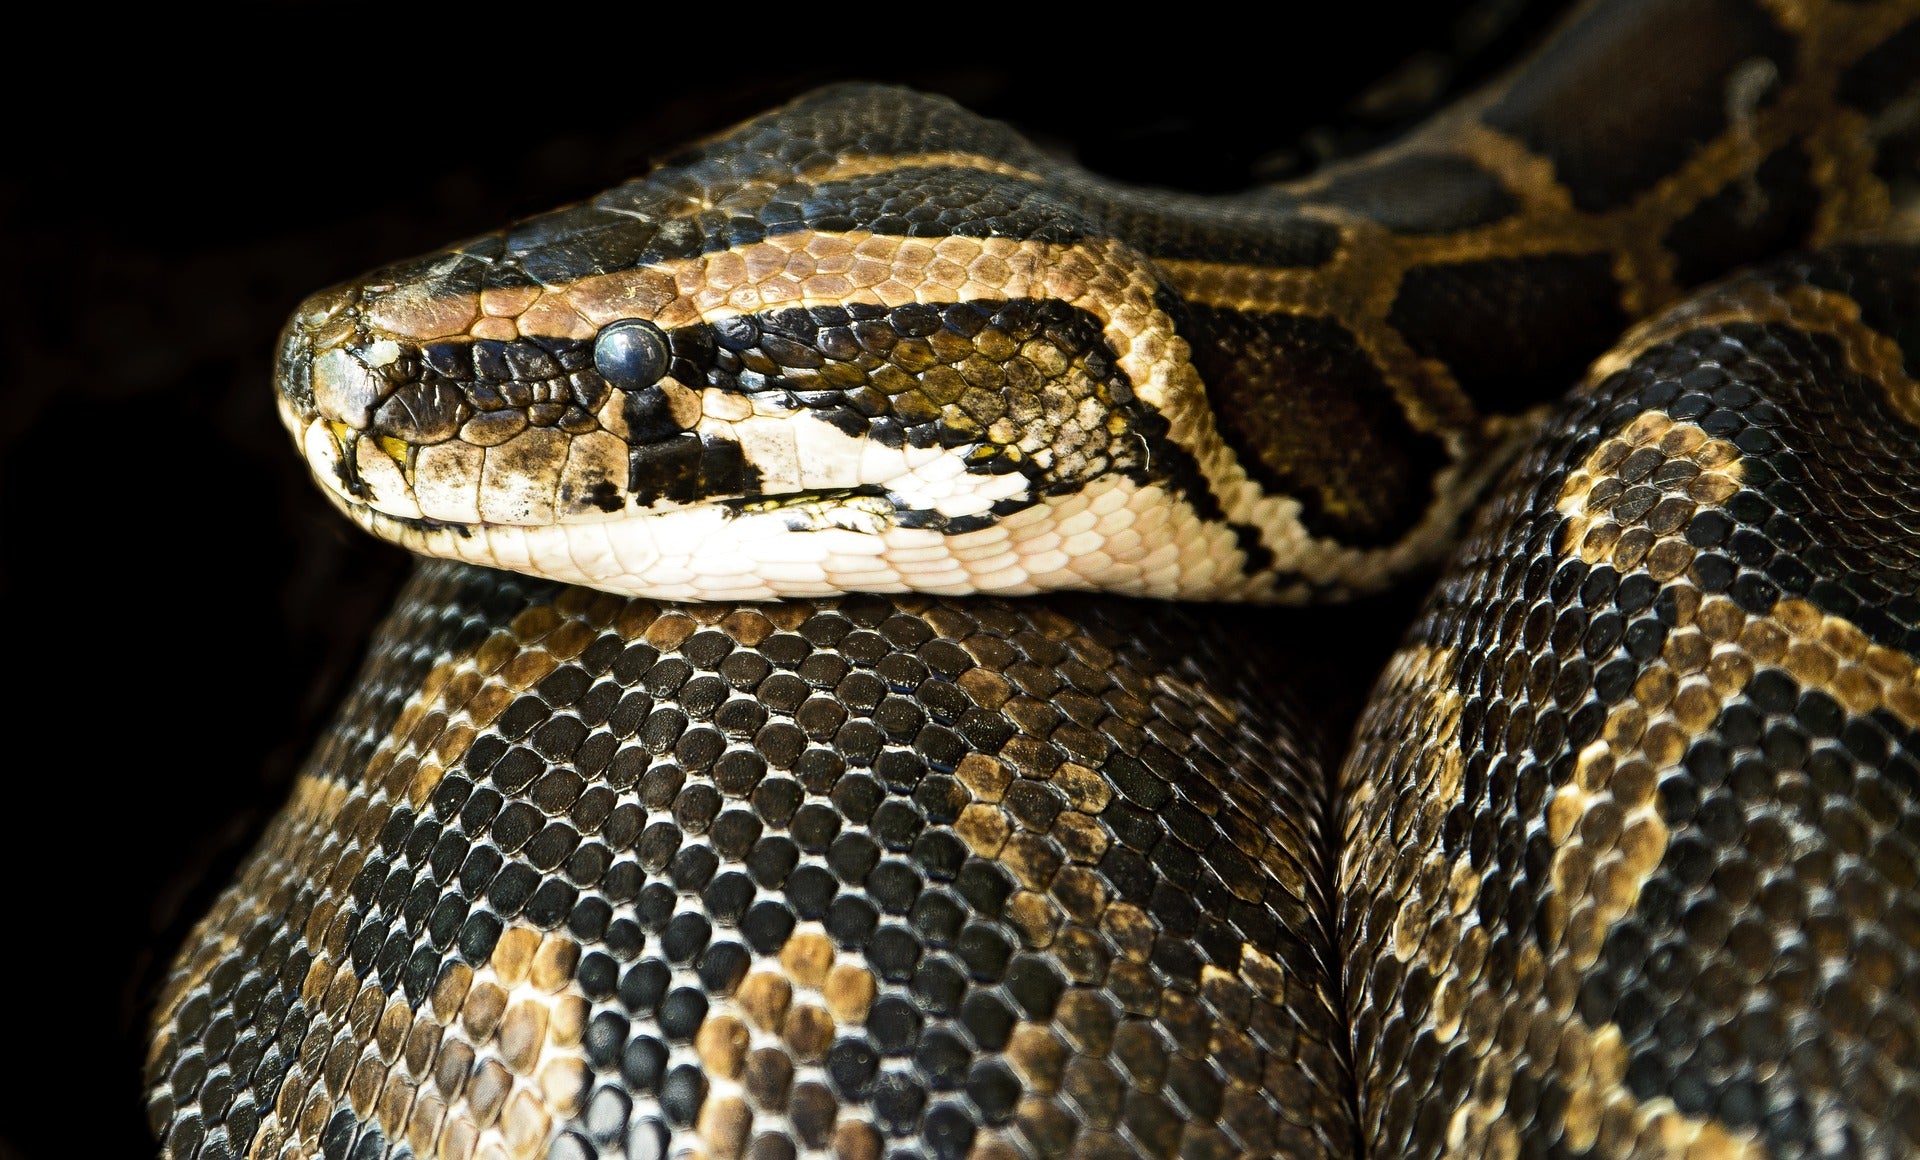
(594, 320, 670, 389)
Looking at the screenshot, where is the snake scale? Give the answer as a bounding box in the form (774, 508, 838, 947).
(147, 1, 1920, 1158)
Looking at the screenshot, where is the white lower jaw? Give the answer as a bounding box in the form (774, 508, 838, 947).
(324, 472, 1277, 602)
(303, 415, 1504, 602)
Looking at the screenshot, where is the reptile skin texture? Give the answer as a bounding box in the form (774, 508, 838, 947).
(148, 245, 1920, 1160)
(1341, 244, 1920, 1157)
(147, 574, 1344, 1160)
(145, 0, 1919, 1156)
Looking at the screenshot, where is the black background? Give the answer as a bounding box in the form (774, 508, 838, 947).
(0, 4, 1567, 1154)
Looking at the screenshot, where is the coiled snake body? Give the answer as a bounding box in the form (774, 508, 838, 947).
(150, 2, 1920, 1158)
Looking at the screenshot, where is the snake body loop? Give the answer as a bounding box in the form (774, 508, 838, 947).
(150, 2, 1920, 1158)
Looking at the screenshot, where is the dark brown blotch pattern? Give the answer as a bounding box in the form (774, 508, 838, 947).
(1343, 247, 1920, 1159)
(1483, 0, 1795, 213)
(1387, 251, 1629, 414)
(1181, 305, 1448, 545)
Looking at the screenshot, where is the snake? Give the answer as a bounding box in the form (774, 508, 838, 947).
(146, 1, 1920, 1158)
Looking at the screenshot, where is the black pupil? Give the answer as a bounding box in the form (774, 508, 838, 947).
(594, 320, 668, 389)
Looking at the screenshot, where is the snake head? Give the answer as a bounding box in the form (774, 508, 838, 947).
(272, 85, 1278, 601)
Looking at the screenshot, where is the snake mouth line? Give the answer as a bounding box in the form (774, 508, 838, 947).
(329, 476, 906, 537)
(721, 484, 890, 512)
(322, 488, 477, 539)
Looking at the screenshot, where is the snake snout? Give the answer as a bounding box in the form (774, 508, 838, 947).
(274, 279, 460, 520)
(275, 284, 356, 417)
(276, 284, 383, 426)
(274, 319, 314, 424)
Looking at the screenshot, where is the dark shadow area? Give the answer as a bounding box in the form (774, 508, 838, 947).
(0, 3, 1569, 1153)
